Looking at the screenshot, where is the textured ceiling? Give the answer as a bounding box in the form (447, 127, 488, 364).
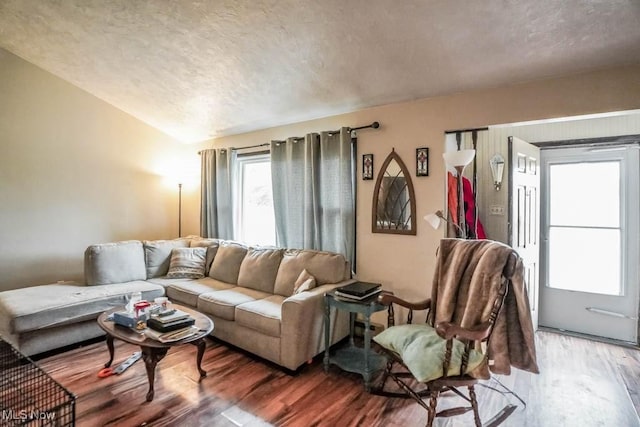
(1, 1, 640, 143)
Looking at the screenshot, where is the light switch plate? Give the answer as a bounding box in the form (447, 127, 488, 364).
(490, 205, 505, 215)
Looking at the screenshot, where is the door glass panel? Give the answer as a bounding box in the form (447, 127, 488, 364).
(548, 227, 621, 295)
(549, 162, 619, 227)
(548, 160, 622, 295)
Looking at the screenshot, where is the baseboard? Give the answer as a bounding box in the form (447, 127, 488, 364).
(538, 326, 639, 349)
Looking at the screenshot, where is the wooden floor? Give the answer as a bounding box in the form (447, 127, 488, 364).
(36, 331, 640, 427)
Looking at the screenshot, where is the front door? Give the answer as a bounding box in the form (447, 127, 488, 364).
(508, 136, 540, 331)
(539, 145, 639, 343)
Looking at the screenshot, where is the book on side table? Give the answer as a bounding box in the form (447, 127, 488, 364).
(334, 281, 382, 300)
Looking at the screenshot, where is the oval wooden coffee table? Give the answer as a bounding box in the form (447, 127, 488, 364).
(97, 304, 214, 402)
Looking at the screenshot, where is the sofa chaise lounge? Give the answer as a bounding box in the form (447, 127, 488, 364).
(0, 237, 352, 370)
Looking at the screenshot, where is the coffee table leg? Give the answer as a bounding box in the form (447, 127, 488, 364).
(105, 335, 114, 368)
(141, 346, 168, 402)
(190, 338, 207, 378)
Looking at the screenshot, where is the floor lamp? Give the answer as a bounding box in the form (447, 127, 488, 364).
(178, 183, 182, 238)
(442, 149, 475, 238)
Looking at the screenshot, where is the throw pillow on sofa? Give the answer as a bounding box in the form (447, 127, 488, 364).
(166, 247, 207, 279)
(190, 238, 219, 276)
(293, 269, 316, 294)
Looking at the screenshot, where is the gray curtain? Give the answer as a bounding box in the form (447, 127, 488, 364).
(271, 127, 355, 267)
(200, 148, 235, 239)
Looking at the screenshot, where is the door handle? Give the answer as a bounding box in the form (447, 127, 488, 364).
(585, 307, 637, 320)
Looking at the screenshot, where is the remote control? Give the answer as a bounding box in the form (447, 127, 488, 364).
(157, 309, 176, 317)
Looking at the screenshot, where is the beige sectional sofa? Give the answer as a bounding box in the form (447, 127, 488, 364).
(0, 237, 352, 370)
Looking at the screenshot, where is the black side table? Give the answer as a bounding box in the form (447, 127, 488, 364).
(323, 288, 389, 392)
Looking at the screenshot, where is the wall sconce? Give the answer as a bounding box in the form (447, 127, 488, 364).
(490, 154, 505, 191)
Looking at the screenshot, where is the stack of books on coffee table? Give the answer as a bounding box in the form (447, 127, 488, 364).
(334, 282, 382, 300)
(145, 309, 196, 342)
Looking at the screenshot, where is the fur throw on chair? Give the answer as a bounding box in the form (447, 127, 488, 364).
(431, 239, 539, 376)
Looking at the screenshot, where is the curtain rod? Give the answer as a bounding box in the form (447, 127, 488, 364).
(444, 127, 488, 135)
(351, 121, 380, 131)
(197, 121, 380, 154)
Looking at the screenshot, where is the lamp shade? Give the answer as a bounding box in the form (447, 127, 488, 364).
(443, 149, 476, 168)
(424, 210, 445, 230)
(424, 213, 442, 230)
(490, 154, 505, 190)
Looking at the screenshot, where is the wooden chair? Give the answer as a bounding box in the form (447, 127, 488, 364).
(374, 242, 521, 427)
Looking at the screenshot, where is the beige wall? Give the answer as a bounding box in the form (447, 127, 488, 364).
(204, 65, 640, 320)
(3, 45, 639, 305)
(0, 49, 201, 291)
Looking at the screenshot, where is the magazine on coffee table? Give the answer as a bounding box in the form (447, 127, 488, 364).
(144, 325, 199, 343)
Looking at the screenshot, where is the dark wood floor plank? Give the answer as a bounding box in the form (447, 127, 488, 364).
(35, 331, 639, 426)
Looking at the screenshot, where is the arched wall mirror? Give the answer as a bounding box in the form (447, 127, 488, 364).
(372, 149, 417, 235)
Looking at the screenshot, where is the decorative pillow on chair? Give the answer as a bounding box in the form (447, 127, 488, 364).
(373, 323, 485, 383)
(293, 269, 316, 294)
(166, 247, 207, 279)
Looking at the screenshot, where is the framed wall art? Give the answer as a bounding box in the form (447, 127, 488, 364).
(362, 154, 374, 180)
(416, 147, 429, 177)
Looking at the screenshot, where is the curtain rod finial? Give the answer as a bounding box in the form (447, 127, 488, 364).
(372, 121, 380, 129)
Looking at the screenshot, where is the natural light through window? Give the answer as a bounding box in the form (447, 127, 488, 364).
(548, 161, 621, 295)
(235, 154, 276, 246)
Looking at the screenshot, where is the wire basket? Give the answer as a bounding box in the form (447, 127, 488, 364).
(0, 338, 75, 426)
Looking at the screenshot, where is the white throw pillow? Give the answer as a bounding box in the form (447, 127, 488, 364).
(293, 269, 316, 294)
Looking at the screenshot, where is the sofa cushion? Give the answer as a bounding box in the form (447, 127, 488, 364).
(235, 295, 285, 337)
(166, 278, 235, 307)
(293, 269, 316, 294)
(197, 287, 271, 321)
(143, 239, 191, 279)
(166, 247, 207, 279)
(190, 238, 220, 275)
(237, 248, 284, 293)
(208, 242, 248, 284)
(274, 250, 348, 297)
(84, 240, 147, 285)
(0, 281, 164, 334)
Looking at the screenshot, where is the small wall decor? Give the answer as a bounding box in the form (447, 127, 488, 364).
(416, 147, 429, 177)
(372, 149, 416, 234)
(362, 154, 374, 180)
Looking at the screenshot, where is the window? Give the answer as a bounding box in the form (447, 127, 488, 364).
(233, 153, 276, 246)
